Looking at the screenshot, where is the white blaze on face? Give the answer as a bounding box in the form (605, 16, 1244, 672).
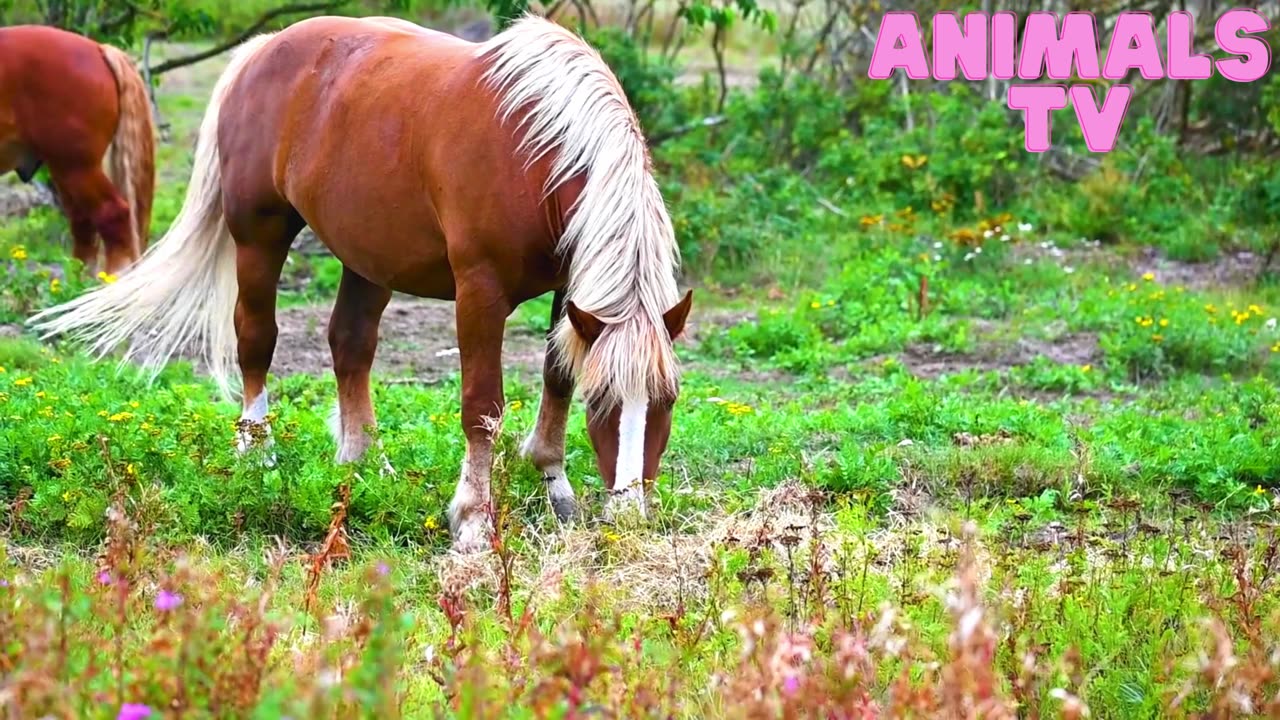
(614, 395, 648, 491)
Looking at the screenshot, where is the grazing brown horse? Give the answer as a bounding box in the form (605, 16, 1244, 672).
(32, 15, 693, 553)
(0, 25, 155, 275)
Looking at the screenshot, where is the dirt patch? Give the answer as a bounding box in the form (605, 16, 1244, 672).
(270, 295, 547, 381)
(1131, 246, 1265, 291)
(897, 332, 1100, 381)
(1012, 239, 1266, 291)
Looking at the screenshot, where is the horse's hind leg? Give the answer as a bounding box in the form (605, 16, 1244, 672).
(47, 165, 133, 276)
(328, 265, 392, 465)
(520, 290, 578, 523)
(227, 211, 302, 460)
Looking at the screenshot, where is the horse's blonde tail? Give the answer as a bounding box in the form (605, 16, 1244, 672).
(99, 44, 156, 254)
(30, 34, 275, 400)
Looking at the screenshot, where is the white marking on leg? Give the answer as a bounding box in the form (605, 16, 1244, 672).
(236, 389, 275, 467)
(607, 395, 647, 519)
(522, 398, 577, 522)
(448, 447, 492, 553)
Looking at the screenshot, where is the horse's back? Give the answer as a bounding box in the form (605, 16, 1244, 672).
(219, 16, 545, 298)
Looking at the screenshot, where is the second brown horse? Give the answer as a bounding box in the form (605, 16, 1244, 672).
(0, 25, 155, 275)
(33, 15, 693, 553)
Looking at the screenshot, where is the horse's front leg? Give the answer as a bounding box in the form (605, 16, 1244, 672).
(448, 283, 511, 554)
(328, 265, 392, 468)
(520, 290, 578, 523)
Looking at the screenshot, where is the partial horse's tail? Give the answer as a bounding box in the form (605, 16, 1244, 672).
(99, 44, 156, 254)
(30, 34, 275, 400)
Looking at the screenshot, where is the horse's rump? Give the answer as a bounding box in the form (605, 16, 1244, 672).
(0, 26, 120, 168)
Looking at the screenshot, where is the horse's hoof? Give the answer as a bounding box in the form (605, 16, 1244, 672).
(550, 491, 578, 524)
(448, 513, 492, 554)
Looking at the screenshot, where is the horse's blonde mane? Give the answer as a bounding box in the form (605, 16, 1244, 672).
(478, 15, 682, 408)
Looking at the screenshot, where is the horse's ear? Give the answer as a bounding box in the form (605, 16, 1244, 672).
(662, 290, 694, 340)
(566, 301, 606, 345)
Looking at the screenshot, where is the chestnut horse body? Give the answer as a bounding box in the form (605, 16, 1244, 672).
(0, 25, 155, 274)
(32, 15, 692, 552)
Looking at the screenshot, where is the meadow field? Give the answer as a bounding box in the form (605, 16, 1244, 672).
(2, 2, 1280, 718)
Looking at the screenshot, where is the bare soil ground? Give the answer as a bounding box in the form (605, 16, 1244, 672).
(897, 332, 1101, 381)
(270, 296, 547, 381)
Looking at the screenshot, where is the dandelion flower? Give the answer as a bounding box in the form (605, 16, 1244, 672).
(97, 271, 118, 284)
(13, 377, 32, 387)
(1158, 318, 1169, 328)
(1141, 272, 1155, 281)
(10, 246, 28, 260)
(809, 301, 821, 309)
(1080, 364, 1092, 373)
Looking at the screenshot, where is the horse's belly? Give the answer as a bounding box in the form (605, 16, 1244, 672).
(309, 221, 457, 300)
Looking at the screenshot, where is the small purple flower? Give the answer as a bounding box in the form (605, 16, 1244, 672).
(154, 590, 183, 612)
(117, 703, 152, 720)
(376, 561, 390, 577)
(782, 675, 801, 695)
(97, 571, 113, 586)
(0, 579, 9, 587)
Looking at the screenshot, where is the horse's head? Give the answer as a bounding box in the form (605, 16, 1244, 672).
(563, 290, 693, 510)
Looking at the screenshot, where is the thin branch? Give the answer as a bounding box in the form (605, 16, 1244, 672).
(148, 1, 345, 76)
(648, 115, 726, 146)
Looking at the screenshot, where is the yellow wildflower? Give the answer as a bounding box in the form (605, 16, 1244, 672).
(509, 400, 523, 411)
(424, 516, 439, 531)
(1255, 485, 1267, 496)
(1152, 334, 1164, 343)
(900, 154, 928, 169)
(859, 214, 883, 227)
(1142, 272, 1155, 281)
(35, 391, 45, 399)
(108, 411, 133, 423)
(1249, 304, 1263, 315)
(9, 246, 27, 260)
(1205, 304, 1217, 314)
(810, 301, 821, 309)
(1127, 283, 1137, 292)
(13, 377, 32, 387)
(49, 278, 61, 294)
(1159, 318, 1169, 328)
(0, 366, 5, 373)
(46, 435, 62, 444)
(602, 530, 621, 544)
(96, 271, 118, 284)
(1081, 364, 1092, 373)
